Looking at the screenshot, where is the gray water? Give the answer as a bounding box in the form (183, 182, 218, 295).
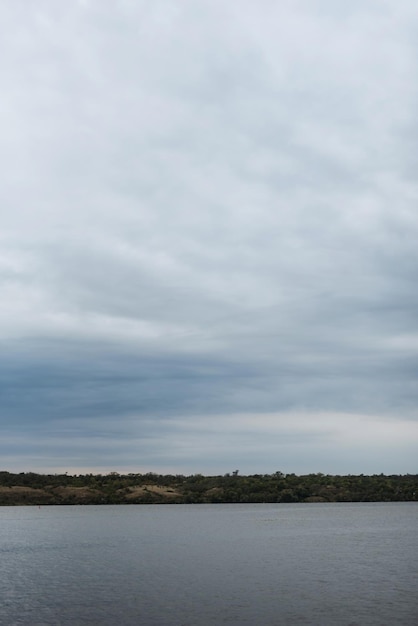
(0, 503, 417, 625)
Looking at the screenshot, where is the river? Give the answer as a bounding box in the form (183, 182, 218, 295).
(0, 503, 417, 625)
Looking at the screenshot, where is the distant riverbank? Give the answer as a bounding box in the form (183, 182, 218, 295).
(0, 471, 417, 505)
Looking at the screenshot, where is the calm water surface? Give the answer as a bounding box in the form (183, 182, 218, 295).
(0, 503, 417, 625)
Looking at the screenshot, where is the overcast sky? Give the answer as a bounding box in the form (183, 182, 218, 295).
(1, 0, 418, 476)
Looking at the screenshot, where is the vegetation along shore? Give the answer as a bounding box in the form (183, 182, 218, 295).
(0, 471, 417, 505)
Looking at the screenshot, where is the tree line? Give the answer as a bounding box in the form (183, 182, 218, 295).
(0, 471, 417, 505)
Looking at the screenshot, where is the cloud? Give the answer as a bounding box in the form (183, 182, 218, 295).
(2, 409, 417, 476)
(1, 0, 417, 474)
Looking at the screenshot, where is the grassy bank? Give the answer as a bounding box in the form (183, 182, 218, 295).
(0, 471, 417, 505)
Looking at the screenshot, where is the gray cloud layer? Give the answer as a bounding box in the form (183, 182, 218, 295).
(1, 0, 418, 474)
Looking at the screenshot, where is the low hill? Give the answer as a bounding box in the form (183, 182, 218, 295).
(0, 471, 417, 505)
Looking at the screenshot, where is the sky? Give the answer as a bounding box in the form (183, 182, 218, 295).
(1, 0, 418, 476)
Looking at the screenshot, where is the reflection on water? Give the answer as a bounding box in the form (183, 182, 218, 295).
(0, 503, 417, 625)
